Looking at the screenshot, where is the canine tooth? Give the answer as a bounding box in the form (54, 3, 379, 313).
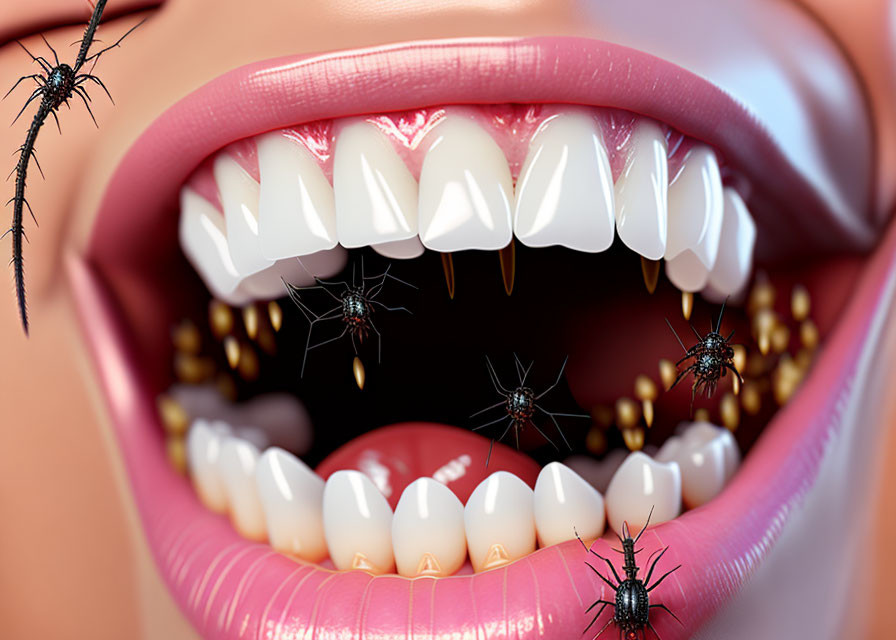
(372, 237, 425, 260)
(214, 154, 273, 277)
(242, 304, 259, 340)
(665, 147, 724, 291)
(605, 451, 681, 535)
(615, 397, 640, 429)
(167, 436, 187, 475)
(391, 478, 466, 577)
(464, 471, 535, 572)
(223, 336, 240, 369)
(534, 462, 605, 547)
(187, 420, 231, 512)
(657, 422, 740, 508)
(614, 120, 668, 260)
(179, 188, 248, 303)
(681, 290, 694, 321)
(634, 375, 658, 427)
(256, 132, 338, 260)
(157, 395, 189, 437)
(334, 121, 418, 248)
(754, 308, 776, 355)
(267, 301, 283, 332)
(801, 319, 819, 350)
(418, 115, 513, 251)
(720, 392, 740, 431)
(791, 285, 811, 322)
(641, 257, 660, 294)
(255, 448, 327, 562)
(353, 356, 365, 390)
(499, 239, 516, 295)
(218, 436, 267, 541)
(773, 355, 803, 405)
(323, 470, 395, 574)
(659, 359, 678, 390)
(622, 427, 645, 451)
(708, 188, 757, 296)
(513, 111, 615, 252)
(440, 252, 456, 299)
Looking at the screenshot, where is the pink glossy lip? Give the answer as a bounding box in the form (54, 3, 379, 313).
(69, 36, 894, 638)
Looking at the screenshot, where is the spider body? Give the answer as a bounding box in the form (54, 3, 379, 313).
(284, 260, 414, 377)
(577, 508, 682, 639)
(471, 355, 588, 466)
(666, 301, 742, 407)
(5, 0, 141, 333)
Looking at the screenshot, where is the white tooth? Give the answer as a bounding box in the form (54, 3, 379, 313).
(614, 120, 668, 260)
(655, 425, 734, 509)
(237, 246, 348, 298)
(186, 419, 230, 513)
(255, 447, 327, 562)
(233, 426, 269, 452)
(178, 188, 250, 305)
(533, 462, 605, 547)
(463, 471, 535, 572)
(218, 436, 267, 541)
(322, 470, 395, 574)
(665, 147, 725, 291)
(707, 188, 757, 296)
(372, 237, 425, 260)
(563, 450, 627, 494)
(604, 451, 681, 536)
(391, 478, 466, 577)
(256, 132, 338, 260)
(418, 115, 513, 251)
(333, 121, 418, 248)
(680, 421, 741, 484)
(514, 111, 615, 252)
(214, 154, 274, 277)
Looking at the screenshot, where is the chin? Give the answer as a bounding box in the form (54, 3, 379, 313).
(64, 15, 893, 640)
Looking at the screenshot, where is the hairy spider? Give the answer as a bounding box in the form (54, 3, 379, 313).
(577, 507, 682, 640)
(665, 300, 743, 409)
(471, 354, 589, 466)
(283, 260, 415, 377)
(5, 0, 141, 334)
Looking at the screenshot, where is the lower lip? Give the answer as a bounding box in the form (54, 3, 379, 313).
(67, 209, 896, 639)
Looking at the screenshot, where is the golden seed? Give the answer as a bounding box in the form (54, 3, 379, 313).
(659, 359, 678, 391)
(642, 400, 655, 428)
(166, 436, 187, 475)
(681, 290, 694, 321)
(157, 395, 189, 437)
(720, 392, 739, 432)
(173, 353, 214, 384)
(800, 319, 819, 350)
(238, 343, 260, 381)
(353, 356, 366, 390)
(441, 252, 456, 300)
(591, 405, 614, 429)
(753, 308, 776, 356)
(242, 304, 260, 340)
(741, 381, 762, 415)
(733, 375, 741, 395)
(223, 336, 240, 369)
(640, 257, 661, 295)
(771, 323, 791, 354)
(772, 356, 802, 406)
(499, 238, 516, 296)
(732, 345, 747, 374)
(171, 319, 201, 355)
(791, 284, 811, 322)
(268, 300, 283, 332)
(615, 397, 641, 429)
(209, 300, 234, 339)
(634, 375, 658, 401)
(586, 426, 607, 455)
(622, 427, 645, 452)
(748, 279, 775, 315)
(694, 408, 711, 423)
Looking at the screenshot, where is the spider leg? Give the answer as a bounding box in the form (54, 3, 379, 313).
(71, 86, 98, 127)
(514, 419, 520, 450)
(576, 532, 623, 586)
(302, 325, 349, 374)
(75, 73, 113, 103)
(298, 309, 343, 375)
(724, 362, 744, 384)
(528, 417, 559, 452)
(667, 364, 697, 392)
(48, 109, 61, 134)
(534, 355, 569, 400)
(289, 279, 346, 305)
(536, 406, 571, 450)
(39, 34, 60, 66)
(485, 419, 515, 467)
(368, 315, 383, 364)
(715, 298, 729, 333)
(689, 324, 703, 342)
(646, 622, 660, 640)
(472, 414, 510, 432)
(584, 561, 620, 593)
(641, 546, 668, 586)
(369, 300, 412, 314)
(3, 74, 43, 101)
(665, 318, 688, 354)
(513, 353, 526, 384)
(633, 505, 655, 543)
(15, 41, 53, 73)
(79, 18, 146, 70)
(649, 603, 683, 626)
(469, 400, 506, 419)
(645, 564, 681, 593)
(590, 615, 614, 640)
(484, 356, 510, 395)
(11, 88, 44, 125)
(584, 602, 611, 635)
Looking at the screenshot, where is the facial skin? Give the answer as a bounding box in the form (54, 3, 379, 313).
(0, 1, 893, 638)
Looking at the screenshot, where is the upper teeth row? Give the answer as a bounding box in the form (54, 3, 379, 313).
(187, 418, 739, 577)
(179, 107, 756, 305)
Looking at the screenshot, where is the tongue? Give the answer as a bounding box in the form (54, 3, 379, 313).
(314, 422, 541, 509)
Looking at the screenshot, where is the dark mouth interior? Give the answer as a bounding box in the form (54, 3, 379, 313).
(158, 239, 866, 469)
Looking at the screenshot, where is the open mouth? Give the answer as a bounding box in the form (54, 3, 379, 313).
(69, 37, 893, 639)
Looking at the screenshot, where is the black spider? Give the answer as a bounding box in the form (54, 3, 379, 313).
(5, 0, 142, 333)
(577, 508, 682, 640)
(470, 355, 589, 466)
(665, 301, 743, 409)
(283, 260, 415, 376)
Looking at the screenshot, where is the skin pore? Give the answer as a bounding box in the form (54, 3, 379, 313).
(0, 0, 893, 637)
